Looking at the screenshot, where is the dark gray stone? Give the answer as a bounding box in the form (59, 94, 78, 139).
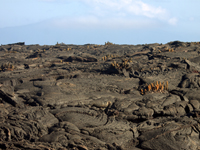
(1, 41, 200, 149)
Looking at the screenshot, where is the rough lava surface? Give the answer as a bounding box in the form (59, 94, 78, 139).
(0, 41, 200, 149)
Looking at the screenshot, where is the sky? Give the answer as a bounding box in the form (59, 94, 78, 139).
(0, 0, 200, 45)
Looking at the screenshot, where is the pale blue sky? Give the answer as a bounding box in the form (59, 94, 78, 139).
(0, 0, 199, 45)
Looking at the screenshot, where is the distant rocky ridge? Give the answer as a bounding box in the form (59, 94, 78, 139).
(0, 41, 200, 149)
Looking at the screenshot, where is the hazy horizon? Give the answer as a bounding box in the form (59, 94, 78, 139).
(1, 0, 200, 45)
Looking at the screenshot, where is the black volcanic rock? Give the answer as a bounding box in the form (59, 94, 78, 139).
(0, 41, 200, 149)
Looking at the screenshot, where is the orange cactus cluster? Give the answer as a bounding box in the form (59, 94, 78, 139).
(110, 59, 132, 70)
(0, 63, 14, 71)
(164, 47, 174, 52)
(141, 81, 168, 95)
